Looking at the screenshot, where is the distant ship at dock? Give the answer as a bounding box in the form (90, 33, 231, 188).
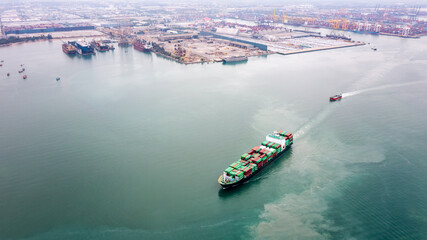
(62, 43, 77, 54)
(68, 41, 95, 55)
(90, 40, 115, 52)
(133, 39, 152, 52)
(222, 56, 248, 63)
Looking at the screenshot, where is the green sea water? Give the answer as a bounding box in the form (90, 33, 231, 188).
(0, 34, 426, 240)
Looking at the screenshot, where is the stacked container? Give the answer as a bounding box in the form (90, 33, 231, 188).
(220, 130, 293, 185)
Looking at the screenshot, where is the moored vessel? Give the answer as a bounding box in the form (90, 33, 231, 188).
(91, 40, 110, 52)
(223, 56, 248, 63)
(62, 43, 77, 54)
(218, 130, 293, 189)
(69, 41, 95, 55)
(133, 39, 152, 52)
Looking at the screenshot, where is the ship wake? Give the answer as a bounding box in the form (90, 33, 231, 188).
(343, 80, 426, 98)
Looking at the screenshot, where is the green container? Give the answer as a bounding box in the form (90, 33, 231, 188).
(286, 139, 290, 146)
(261, 141, 269, 146)
(249, 164, 257, 172)
(244, 155, 252, 160)
(240, 160, 249, 166)
(241, 153, 248, 160)
(236, 171, 244, 178)
(230, 161, 242, 169)
(225, 167, 234, 173)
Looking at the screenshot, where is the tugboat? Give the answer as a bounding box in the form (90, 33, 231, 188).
(330, 94, 342, 101)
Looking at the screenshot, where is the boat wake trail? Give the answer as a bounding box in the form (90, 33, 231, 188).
(294, 105, 338, 140)
(342, 80, 426, 98)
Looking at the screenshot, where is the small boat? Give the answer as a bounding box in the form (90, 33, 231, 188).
(18, 70, 23, 73)
(330, 94, 342, 101)
(0, 64, 3, 67)
(7, 73, 10, 77)
(23, 75, 27, 79)
(56, 77, 60, 81)
(371, 47, 377, 51)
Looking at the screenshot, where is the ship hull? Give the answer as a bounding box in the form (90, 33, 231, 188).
(219, 143, 292, 189)
(62, 44, 76, 54)
(133, 43, 151, 52)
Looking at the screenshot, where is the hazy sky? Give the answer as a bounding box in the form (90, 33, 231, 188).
(0, 0, 424, 8)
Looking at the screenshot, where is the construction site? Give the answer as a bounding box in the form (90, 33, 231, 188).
(129, 23, 364, 64)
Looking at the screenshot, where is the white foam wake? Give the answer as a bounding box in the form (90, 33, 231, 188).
(342, 80, 426, 98)
(294, 106, 337, 139)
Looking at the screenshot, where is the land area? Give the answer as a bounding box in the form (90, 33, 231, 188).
(0, 1, 424, 63)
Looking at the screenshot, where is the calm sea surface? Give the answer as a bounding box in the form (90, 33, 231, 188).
(0, 33, 426, 240)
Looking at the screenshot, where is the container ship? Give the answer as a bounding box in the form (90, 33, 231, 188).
(69, 41, 95, 55)
(62, 43, 77, 54)
(133, 39, 152, 52)
(218, 130, 293, 189)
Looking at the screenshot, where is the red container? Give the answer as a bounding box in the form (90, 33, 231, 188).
(252, 146, 260, 151)
(239, 159, 249, 165)
(243, 167, 251, 177)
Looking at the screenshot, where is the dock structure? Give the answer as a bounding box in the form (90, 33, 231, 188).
(200, 31, 268, 51)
